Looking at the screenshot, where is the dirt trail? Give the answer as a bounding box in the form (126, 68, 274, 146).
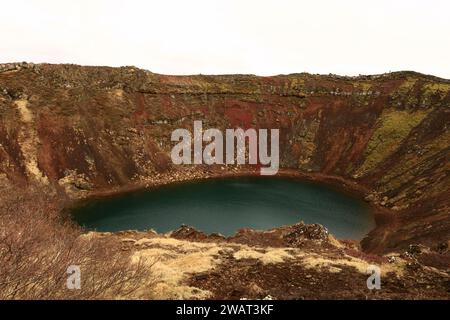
(13, 99, 48, 184)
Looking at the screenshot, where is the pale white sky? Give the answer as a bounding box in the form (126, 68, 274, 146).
(1, 0, 449, 78)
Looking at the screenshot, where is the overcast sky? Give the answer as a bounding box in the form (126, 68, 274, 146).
(1, 0, 449, 78)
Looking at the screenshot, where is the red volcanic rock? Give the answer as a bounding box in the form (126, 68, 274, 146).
(284, 222, 330, 243)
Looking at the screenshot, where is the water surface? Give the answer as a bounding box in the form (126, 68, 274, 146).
(71, 177, 374, 239)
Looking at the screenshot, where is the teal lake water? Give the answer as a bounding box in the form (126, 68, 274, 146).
(71, 177, 375, 239)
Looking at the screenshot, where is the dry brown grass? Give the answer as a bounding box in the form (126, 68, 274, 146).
(300, 253, 405, 276)
(0, 186, 155, 299)
(131, 237, 222, 299)
(232, 247, 296, 264)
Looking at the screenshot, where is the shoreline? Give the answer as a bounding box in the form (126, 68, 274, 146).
(66, 166, 394, 244)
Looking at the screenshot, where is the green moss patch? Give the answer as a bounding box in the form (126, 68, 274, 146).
(355, 109, 430, 176)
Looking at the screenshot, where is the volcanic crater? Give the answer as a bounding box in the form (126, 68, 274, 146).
(0, 63, 449, 299)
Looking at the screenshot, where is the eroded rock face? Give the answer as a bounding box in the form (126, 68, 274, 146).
(0, 64, 449, 252)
